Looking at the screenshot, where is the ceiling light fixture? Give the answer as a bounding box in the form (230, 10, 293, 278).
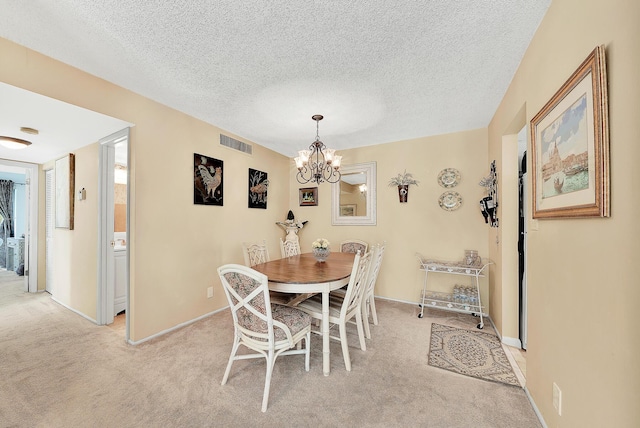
(0, 136, 32, 150)
(20, 127, 39, 135)
(295, 115, 342, 184)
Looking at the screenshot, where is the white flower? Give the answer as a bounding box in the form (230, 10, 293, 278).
(312, 238, 330, 249)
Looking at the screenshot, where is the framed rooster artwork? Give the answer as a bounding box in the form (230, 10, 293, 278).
(248, 168, 268, 209)
(194, 153, 223, 206)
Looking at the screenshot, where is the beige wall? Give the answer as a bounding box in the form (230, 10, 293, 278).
(289, 129, 490, 307)
(38, 146, 100, 318)
(3, 0, 639, 422)
(489, 0, 640, 426)
(2, 39, 488, 333)
(0, 37, 291, 340)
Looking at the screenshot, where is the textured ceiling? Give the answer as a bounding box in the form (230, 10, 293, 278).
(0, 1, 550, 158)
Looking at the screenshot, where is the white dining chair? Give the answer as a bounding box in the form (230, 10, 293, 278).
(332, 242, 386, 339)
(296, 250, 371, 371)
(218, 264, 311, 412)
(242, 240, 294, 305)
(242, 240, 270, 267)
(279, 238, 301, 258)
(339, 239, 368, 254)
(361, 242, 386, 338)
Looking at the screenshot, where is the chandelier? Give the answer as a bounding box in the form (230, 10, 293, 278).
(295, 115, 342, 184)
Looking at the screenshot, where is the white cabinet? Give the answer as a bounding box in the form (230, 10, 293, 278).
(114, 248, 126, 315)
(7, 237, 25, 272)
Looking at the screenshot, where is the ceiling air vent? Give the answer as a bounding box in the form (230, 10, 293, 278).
(220, 134, 252, 155)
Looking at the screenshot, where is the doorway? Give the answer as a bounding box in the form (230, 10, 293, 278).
(0, 160, 39, 294)
(517, 126, 528, 350)
(97, 128, 130, 341)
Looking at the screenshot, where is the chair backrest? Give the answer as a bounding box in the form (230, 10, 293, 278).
(340, 239, 368, 254)
(364, 242, 386, 299)
(280, 238, 301, 258)
(339, 250, 371, 317)
(217, 264, 288, 344)
(242, 240, 270, 267)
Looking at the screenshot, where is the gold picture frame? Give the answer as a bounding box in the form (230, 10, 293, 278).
(299, 187, 318, 206)
(531, 45, 609, 219)
(55, 153, 75, 229)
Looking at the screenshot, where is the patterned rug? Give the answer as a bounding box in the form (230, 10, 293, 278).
(428, 323, 521, 387)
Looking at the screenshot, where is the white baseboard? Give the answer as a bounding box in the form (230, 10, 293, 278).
(525, 387, 547, 428)
(502, 336, 522, 348)
(51, 296, 97, 324)
(128, 306, 229, 345)
(374, 295, 420, 306)
(488, 317, 522, 348)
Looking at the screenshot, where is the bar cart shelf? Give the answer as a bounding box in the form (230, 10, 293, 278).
(416, 254, 492, 329)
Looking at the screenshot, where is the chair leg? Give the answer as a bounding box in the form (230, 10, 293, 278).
(304, 331, 311, 371)
(362, 301, 372, 340)
(355, 309, 367, 351)
(339, 323, 352, 371)
(262, 351, 276, 412)
(221, 337, 240, 385)
(369, 295, 379, 325)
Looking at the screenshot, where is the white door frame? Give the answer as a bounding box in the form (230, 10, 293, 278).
(45, 169, 54, 294)
(97, 128, 130, 340)
(0, 159, 39, 293)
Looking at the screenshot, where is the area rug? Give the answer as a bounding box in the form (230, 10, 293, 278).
(428, 323, 521, 387)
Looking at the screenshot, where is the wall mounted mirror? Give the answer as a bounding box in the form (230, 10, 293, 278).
(331, 161, 376, 225)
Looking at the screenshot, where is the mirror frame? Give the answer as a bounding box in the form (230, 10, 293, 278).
(331, 161, 377, 226)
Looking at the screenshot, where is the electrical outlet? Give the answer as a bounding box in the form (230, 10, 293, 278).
(207, 286, 214, 298)
(553, 382, 562, 415)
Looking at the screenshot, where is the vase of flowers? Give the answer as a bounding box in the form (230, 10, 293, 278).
(312, 238, 331, 262)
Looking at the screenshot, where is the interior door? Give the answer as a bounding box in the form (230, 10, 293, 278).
(102, 143, 116, 324)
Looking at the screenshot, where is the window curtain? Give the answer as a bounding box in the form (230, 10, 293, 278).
(0, 180, 15, 269)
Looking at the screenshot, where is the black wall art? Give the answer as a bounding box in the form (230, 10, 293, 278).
(194, 153, 223, 206)
(248, 168, 268, 209)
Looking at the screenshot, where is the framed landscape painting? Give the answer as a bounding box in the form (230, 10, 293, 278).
(531, 45, 610, 219)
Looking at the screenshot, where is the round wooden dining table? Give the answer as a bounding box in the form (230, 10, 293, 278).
(252, 252, 356, 376)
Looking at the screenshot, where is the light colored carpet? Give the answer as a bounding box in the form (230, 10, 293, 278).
(0, 273, 541, 427)
(428, 323, 521, 387)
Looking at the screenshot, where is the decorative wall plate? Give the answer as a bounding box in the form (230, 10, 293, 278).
(437, 168, 461, 188)
(439, 191, 463, 211)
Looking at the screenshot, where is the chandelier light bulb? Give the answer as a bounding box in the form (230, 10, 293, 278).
(332, 155, 342, 169)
